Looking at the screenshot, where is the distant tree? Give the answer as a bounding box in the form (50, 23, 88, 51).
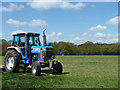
(1, 39, 8, 56)
(58, 42, 68, 55)
(8, 40, 12, 46)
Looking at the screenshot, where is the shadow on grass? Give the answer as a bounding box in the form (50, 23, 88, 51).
(2, 69, 70, 76)
(41, 69, 70, 75)
(20, 68, 70, 75)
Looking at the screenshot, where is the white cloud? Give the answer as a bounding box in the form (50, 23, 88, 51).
(51, 32, 56, 37)
(27, 0, 86, 10)
(69, 32, 118, 44)
(70, 34, 76, 37)
(89, 25, 107, 31)
(95, 32, 106, 37)
(29, 19, 48, 26)
(0, 3, 24, 12)
(106, 16, 120, 26)
(82, 32, 88, 36)
(60, 2, 86, 10)
(74, 37, 81, 41)
(6, 18, 48, 27)
(7, 19, 27, 27)
(47, 32, 63, 42)
(57, 32, 63, 36)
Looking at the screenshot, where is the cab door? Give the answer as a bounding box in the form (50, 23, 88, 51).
(18, 35, 27, 59)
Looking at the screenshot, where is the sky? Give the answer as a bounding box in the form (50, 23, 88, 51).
(0, 1, 119, 45)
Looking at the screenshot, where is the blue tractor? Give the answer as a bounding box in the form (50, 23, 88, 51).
(4, 29, 63, 76)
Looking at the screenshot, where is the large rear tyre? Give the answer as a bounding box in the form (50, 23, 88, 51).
(53, 62, 63, 74)
(31, 61, 41, 76)
(4, 50, 20, 73)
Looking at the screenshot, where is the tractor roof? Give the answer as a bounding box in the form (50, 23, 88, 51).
(12, 32, 40, 36)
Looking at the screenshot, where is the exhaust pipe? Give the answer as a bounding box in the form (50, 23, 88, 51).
(43, 29, 47, 46)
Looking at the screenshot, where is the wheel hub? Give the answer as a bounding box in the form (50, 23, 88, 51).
(32, 66, 36, 74)
(6, 56, 14, 70)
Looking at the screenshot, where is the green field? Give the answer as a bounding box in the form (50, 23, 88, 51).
(1, 55, 118, 88)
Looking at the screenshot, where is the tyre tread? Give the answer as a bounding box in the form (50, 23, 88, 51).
(4, 50, 21, 73)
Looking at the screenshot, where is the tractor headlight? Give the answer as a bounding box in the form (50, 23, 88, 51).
(42, 48, 46, 50)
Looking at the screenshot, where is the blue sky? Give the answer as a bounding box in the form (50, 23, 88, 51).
(0, 2, 119, 45)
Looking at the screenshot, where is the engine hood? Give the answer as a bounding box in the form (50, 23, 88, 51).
(31, 46, 53, 53)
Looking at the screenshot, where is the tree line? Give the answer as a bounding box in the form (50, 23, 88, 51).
(49, 41, 119, 55)
(0, 39, 119, 56)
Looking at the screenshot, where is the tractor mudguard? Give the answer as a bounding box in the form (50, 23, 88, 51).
(7, 47, 21, 53)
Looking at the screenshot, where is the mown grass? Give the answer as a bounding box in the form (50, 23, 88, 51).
(1, 55, 118, 88)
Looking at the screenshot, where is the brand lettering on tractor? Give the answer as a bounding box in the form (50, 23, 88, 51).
(32, 48, 41, 51)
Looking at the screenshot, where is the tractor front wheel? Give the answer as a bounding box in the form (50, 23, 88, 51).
(4, 50, 20, 73)
(53, 62, 63, 74)
(31, 61, 41, 76)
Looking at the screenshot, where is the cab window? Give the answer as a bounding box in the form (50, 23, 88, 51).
(13, 36, 18, 46)
(34, 36, 40, 46)
(28, 35, 40, 46)
(19, 35, 25, 47)
(28, 36, 33, 46)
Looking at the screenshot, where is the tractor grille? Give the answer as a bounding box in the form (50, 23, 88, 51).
(45, 51, 53, 57)
(42, 48, 53, 58)
(46, 48, 53, 57)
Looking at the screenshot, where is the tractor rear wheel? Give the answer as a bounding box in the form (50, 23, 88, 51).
(4, 50, 20, 73)
(31, 61, 41, 76)
(53, 62, 63, 74)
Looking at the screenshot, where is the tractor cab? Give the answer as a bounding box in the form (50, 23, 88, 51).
(4, 30, 63, 76)
(12, 32, 40, 47)
(10, 32, 41, 59)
